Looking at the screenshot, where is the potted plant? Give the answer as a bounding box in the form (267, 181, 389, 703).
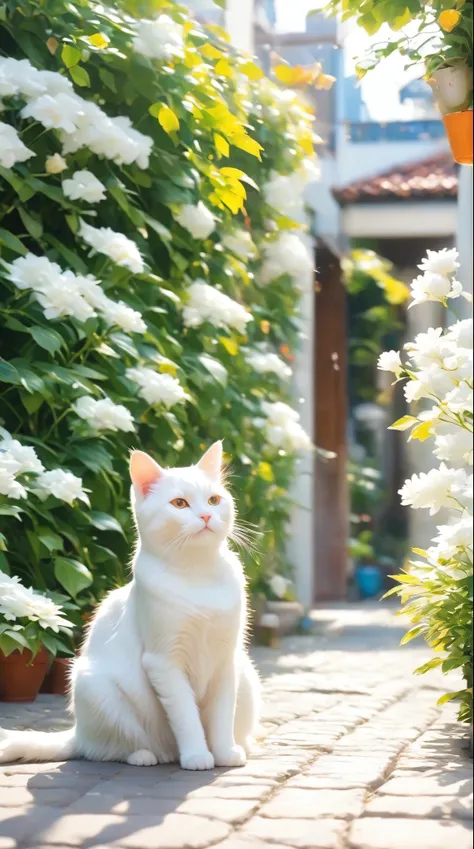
(264, 574, 304, 635)
(0, 572, 73, 702)
(426, 8, 473, 165)
(349, 532, 384, 599)
(324, 0, 473, 165)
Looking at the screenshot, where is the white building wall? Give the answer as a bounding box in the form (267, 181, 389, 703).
(225, 0, 255, 53)
(456, 166, 473, 318)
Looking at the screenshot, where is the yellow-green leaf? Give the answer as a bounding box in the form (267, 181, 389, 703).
(61, 44, 81, 68)
(257, 461, 274, 482)
(158, 104, 180, 135)
(88, 33, 110, 49)
(218, 189, 244, 214)
(409, 420, 435, 442)
(392, 573, 420, 584)
(215, 58, 232, 78)
(240, 61, 264, 81)
(69, 65, 90, 87)
(231, 134, 263, 160)
(201, 43, 225, 60)
(412, 548, 428, 558)
(214, 134, 230, 157)
(218, 336, 239, 356)
(389, 415, 418, 431)
(392, 7, 412, 30)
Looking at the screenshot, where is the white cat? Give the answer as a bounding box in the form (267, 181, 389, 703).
(0, 441, 260, 770)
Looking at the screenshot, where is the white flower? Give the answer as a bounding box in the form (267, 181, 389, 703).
(434, 515, 473, 557)
(445, 319, 473, 350)
(410, 272, 463, 308)
(74, 396, 135, 433)
(183, 281, 252, 334)
(21, 92, 85, 134)
(45, 153, 68, 174)
(377, 350, 402, 377)
(36, 274, 96, 323)
(0, 452, 27, 499)
(7, 253, 62, 292)
(175, 202, 215, 240)
(222, 229, 257, 260)
(260, 233, 313, 287)
(0, 433, 43, 475)
(434, 427, 473, 467)
(246, 350, 292, 380)
(62, 170, 106, 204)
(36, 70, 74, 97)
(418, 248, 460, 277)
(62, 111, 153, 170)
(404, 365, 456, 404)
(0, 573, 72, 632)
(444, 382, 473, 415)
(269, 574, 290, 598)
(0, 122, 34, 169)
(132, 15, 184, 61)
(261, 401, 312, 453)
(405, 327, 447, 368)
(34, 469, 89, 506)
(126, 366, 186, 408)
(399, 464, 469, 515)
(100, 299, 147, 334)
(79, 220, 144, 274)
(0, 57, 45, 99)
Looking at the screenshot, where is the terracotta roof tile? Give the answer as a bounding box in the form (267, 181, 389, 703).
(333, 152, 458, 205)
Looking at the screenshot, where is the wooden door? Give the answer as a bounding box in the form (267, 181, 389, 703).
(313, 245, 349, 601)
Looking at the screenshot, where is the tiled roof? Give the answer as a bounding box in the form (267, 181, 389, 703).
(333, 153, 458, 205)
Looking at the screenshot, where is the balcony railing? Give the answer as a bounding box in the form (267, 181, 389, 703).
(346, 120, 445, 143)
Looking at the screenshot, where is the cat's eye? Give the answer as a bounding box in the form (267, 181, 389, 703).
(208, 495, 221, 506)
(170, 498, 189, 509)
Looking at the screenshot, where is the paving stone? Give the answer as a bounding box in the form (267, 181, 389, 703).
(29, 812, 230, 848)
(364, 793, 473, 820)
(379, 774, 473, 797)
(0, 786, 86, 807)
(240, 815, 347, 848)
(286, 775, 369, 790)
(349, 817, 473, 849)
(260, 788, 365, 820)
(177, 797, 259, 823)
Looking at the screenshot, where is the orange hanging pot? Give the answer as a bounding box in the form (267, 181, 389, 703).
(443, 110, 473, 165)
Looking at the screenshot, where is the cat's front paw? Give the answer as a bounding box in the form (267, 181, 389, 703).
(180, 749, 215, 771)
(127, 749, 158, 767)
(213, 745, 247, 767)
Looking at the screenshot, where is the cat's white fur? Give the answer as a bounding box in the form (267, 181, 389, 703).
(0, 442, 260, 770)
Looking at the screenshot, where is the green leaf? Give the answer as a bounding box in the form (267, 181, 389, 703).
(54, 557, 93, 597)
(358, 12, 382, 35)
(437, 691, 465, 706)
(0, 228, 26, 255)
(18, 208, 43, 240)
(30, 326, 64, 354)
(0, 359, 20, 385)
(69, 65, 91, 87)
(414, 658, 443, 675)
(88, 512, 125, 535)
(99, 67, 117, 92)
(38, 530, 63, 553)
(61, 44, 82, 68)
(0, 505, 23, 520)
(73, 443, 114, 473)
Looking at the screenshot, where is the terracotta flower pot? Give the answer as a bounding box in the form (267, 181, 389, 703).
(40, 657, 74, 696)
(443, 111, 473, 165)
(0, 648, 49, 703)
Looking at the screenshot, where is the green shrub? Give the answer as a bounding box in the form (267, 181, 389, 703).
(0, 0, 317, 632)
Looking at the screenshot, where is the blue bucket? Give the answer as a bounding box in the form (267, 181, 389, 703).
(355, 565, 383, 598)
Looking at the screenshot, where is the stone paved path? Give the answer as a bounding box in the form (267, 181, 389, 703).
(0, 603, 472, 849)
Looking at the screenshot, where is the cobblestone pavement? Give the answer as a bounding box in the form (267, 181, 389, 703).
(0, 603, 472, 849)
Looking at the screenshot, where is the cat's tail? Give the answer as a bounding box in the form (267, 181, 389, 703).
(0, 726, 77, 763)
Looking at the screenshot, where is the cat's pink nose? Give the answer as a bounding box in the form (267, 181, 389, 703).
(201, 514, 211, 524)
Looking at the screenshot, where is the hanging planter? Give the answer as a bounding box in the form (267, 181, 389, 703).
(0, 648, 49, 703)
(428, 65, 473, 165)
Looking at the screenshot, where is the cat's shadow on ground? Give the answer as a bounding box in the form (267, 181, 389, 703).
(3, 760, 255, 847)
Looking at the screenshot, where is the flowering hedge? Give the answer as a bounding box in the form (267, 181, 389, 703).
(379, 248, 473, 723)
(0, 0, 317, 633)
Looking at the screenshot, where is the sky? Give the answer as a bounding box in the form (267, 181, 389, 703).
(274, 0, 420, 120)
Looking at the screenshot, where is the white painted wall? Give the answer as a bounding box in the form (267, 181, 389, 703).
(456, 166, 473, 319)
(225, 0, 255, 53)
(342, 201, 457, 239)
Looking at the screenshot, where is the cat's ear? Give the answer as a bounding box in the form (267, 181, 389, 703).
(197, 440, 223, 480)
(130, 450, 163, 497)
